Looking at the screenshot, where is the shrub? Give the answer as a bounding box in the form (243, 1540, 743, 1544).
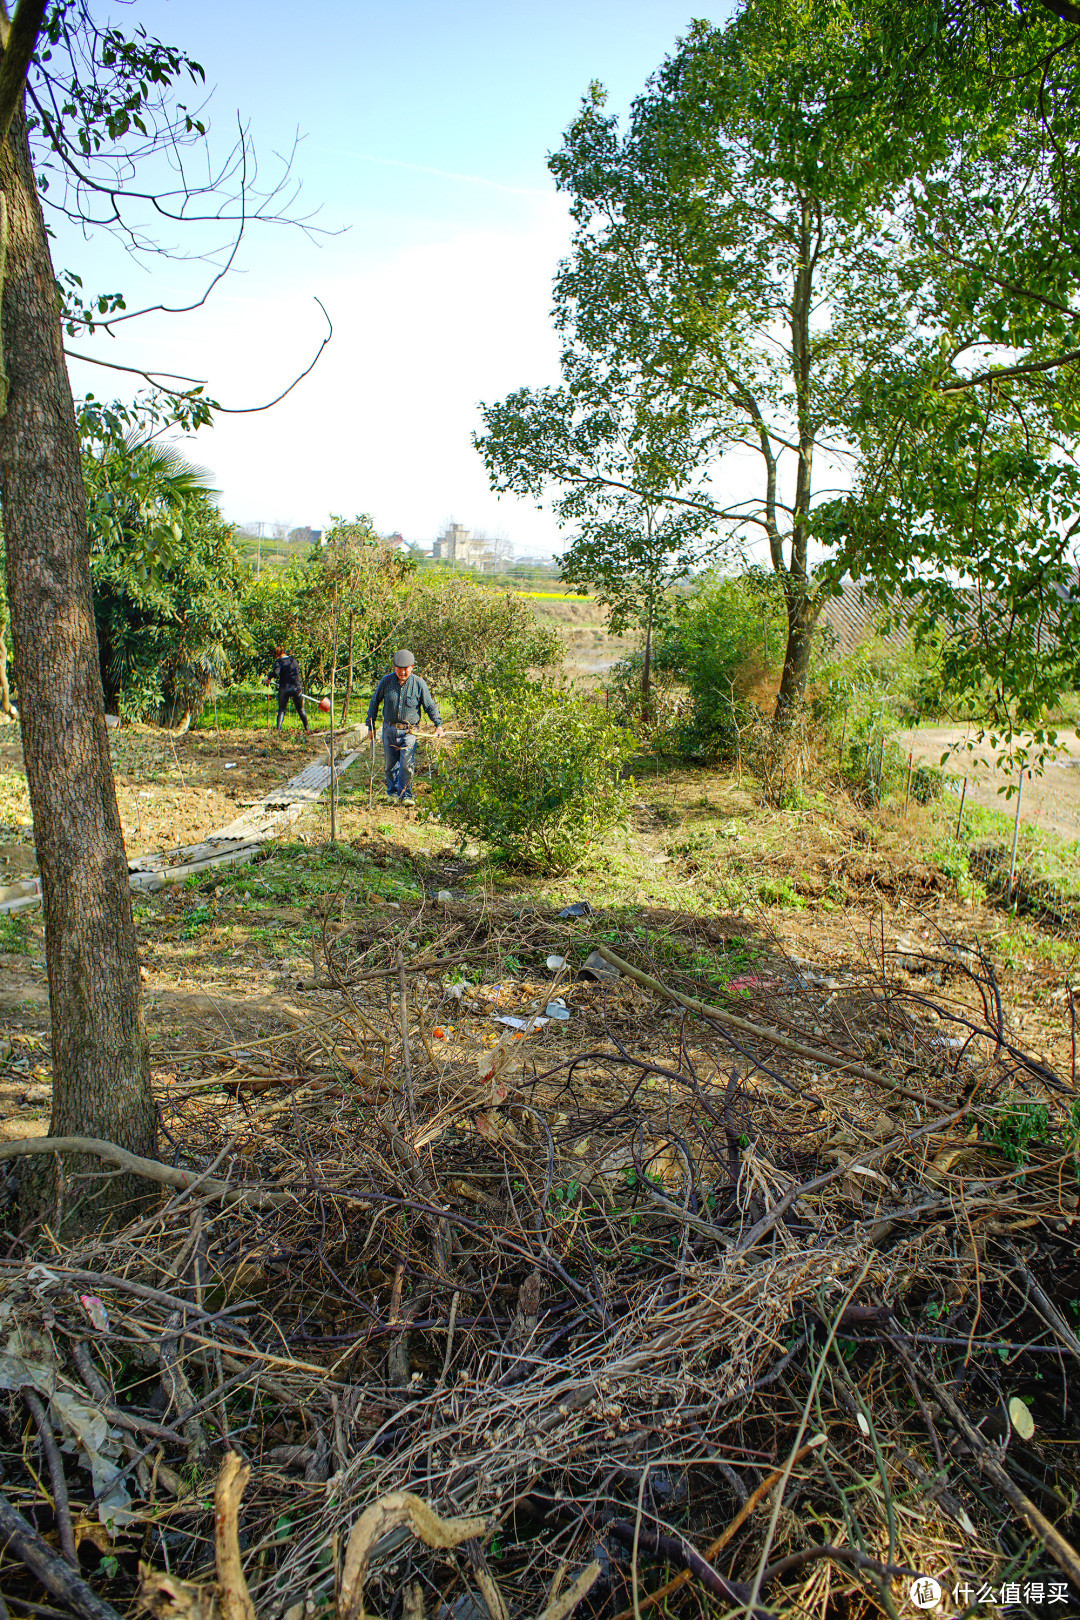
(605, 653, 683, 750)
(429, 675, 636, 871)
(655, 570, 786, 758)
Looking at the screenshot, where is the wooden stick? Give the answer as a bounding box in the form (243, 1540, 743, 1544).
(397, 947, 415, 1133)
(330, 581, 339, 847)
(21, 1389, 76, 1568)
(0, 1488, 124, 1620)
(0, 1135, 291, 1208)
(595, 946, 924, 1100)
(214, 1454, 257, 1620)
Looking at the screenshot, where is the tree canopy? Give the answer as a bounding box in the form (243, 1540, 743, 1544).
(480, 0, 1080, 756)
(83, 417, 250, 723)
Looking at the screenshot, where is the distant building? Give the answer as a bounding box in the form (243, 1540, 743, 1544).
(288, 526, 322, 547)
(433, 522, 497, 572)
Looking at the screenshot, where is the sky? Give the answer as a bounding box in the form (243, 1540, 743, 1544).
(53, 0, 729, 556)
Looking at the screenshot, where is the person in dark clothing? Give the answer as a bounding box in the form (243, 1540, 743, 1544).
(269, 646, 310, 733)
(366, 649, 443, 803)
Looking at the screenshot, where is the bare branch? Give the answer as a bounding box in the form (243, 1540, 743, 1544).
(64, 349, 208, 386)
(942, 346, 1080, 391)
(214, 295, 332, 413)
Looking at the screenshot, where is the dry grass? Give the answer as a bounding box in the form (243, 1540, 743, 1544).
(0, 897, 1076, 1620)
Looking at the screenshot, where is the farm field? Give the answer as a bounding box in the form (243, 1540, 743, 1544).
(524, 591, 633, 684)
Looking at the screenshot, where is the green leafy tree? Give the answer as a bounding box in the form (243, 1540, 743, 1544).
(477, 368, 713, 719)
(533, 14, 922, 729)
(827, 0, 1080, 771)
(392, 576, 561, 700)
(82, 422, 250, 723)
(241, 519, 413, 713)
(306, 519, 413, 721)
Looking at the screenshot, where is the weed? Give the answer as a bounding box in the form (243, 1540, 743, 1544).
(934, 839, 986, 906)
(180, 905, 214, 939)
(0, 914, 30, 954)
(756, 873, 806, 909)
(981, 1097, 1080, 1180)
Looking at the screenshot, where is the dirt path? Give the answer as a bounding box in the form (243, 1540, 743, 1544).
(901, 723, 1080, 843)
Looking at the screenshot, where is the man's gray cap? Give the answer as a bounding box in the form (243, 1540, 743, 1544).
(393, 649, 416, 668)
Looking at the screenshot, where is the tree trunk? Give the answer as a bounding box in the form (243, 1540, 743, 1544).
(641, 599, 653, 726)
(0, 100, 153, 1222)
(772, 190, 818, 733)
(774, 584, 819, 725)
(341, 610, 354, 726)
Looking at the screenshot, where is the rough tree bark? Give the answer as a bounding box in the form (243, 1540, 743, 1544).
(772, 191, 822, 730)
(0, 90, 154, 1219)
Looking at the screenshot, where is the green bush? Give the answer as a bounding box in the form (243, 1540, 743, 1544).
(605, 652, 683, 750)
(429, 675, 636, 871)
(655, 570, 786, 758)
(911, 764, 944, 804)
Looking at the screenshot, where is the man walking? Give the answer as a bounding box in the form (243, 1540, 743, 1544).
(269, 646, 310, 734)
(366, 649, 443, 804)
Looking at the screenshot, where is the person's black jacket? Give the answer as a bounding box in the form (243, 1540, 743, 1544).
(271, 655, 302, 693)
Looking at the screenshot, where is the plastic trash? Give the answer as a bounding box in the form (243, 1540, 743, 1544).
(546, 954, 567, 972)
(494, 1014, 550, 1031)
(545, 1000, 570, 1020)
(224, 762, 237, 769)
(557, 901, 593, 918)
(579, 950, 620, 982)
(79, 1295, 109, 1332)
(436, 890, 454, 903)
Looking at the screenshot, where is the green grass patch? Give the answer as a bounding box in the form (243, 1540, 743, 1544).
(0, 913, 31, 954)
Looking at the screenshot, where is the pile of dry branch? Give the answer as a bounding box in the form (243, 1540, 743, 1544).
(0, 901, 1078, 1620)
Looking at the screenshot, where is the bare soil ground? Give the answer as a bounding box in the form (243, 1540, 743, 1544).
(1, 727, 1075, 1127)
(1, 725, 1079, 1617)
(0, 723, 328, 861)
(903, 722, 1080, 843)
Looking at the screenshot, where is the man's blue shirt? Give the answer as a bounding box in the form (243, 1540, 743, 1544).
(366, 670, 442, 730)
